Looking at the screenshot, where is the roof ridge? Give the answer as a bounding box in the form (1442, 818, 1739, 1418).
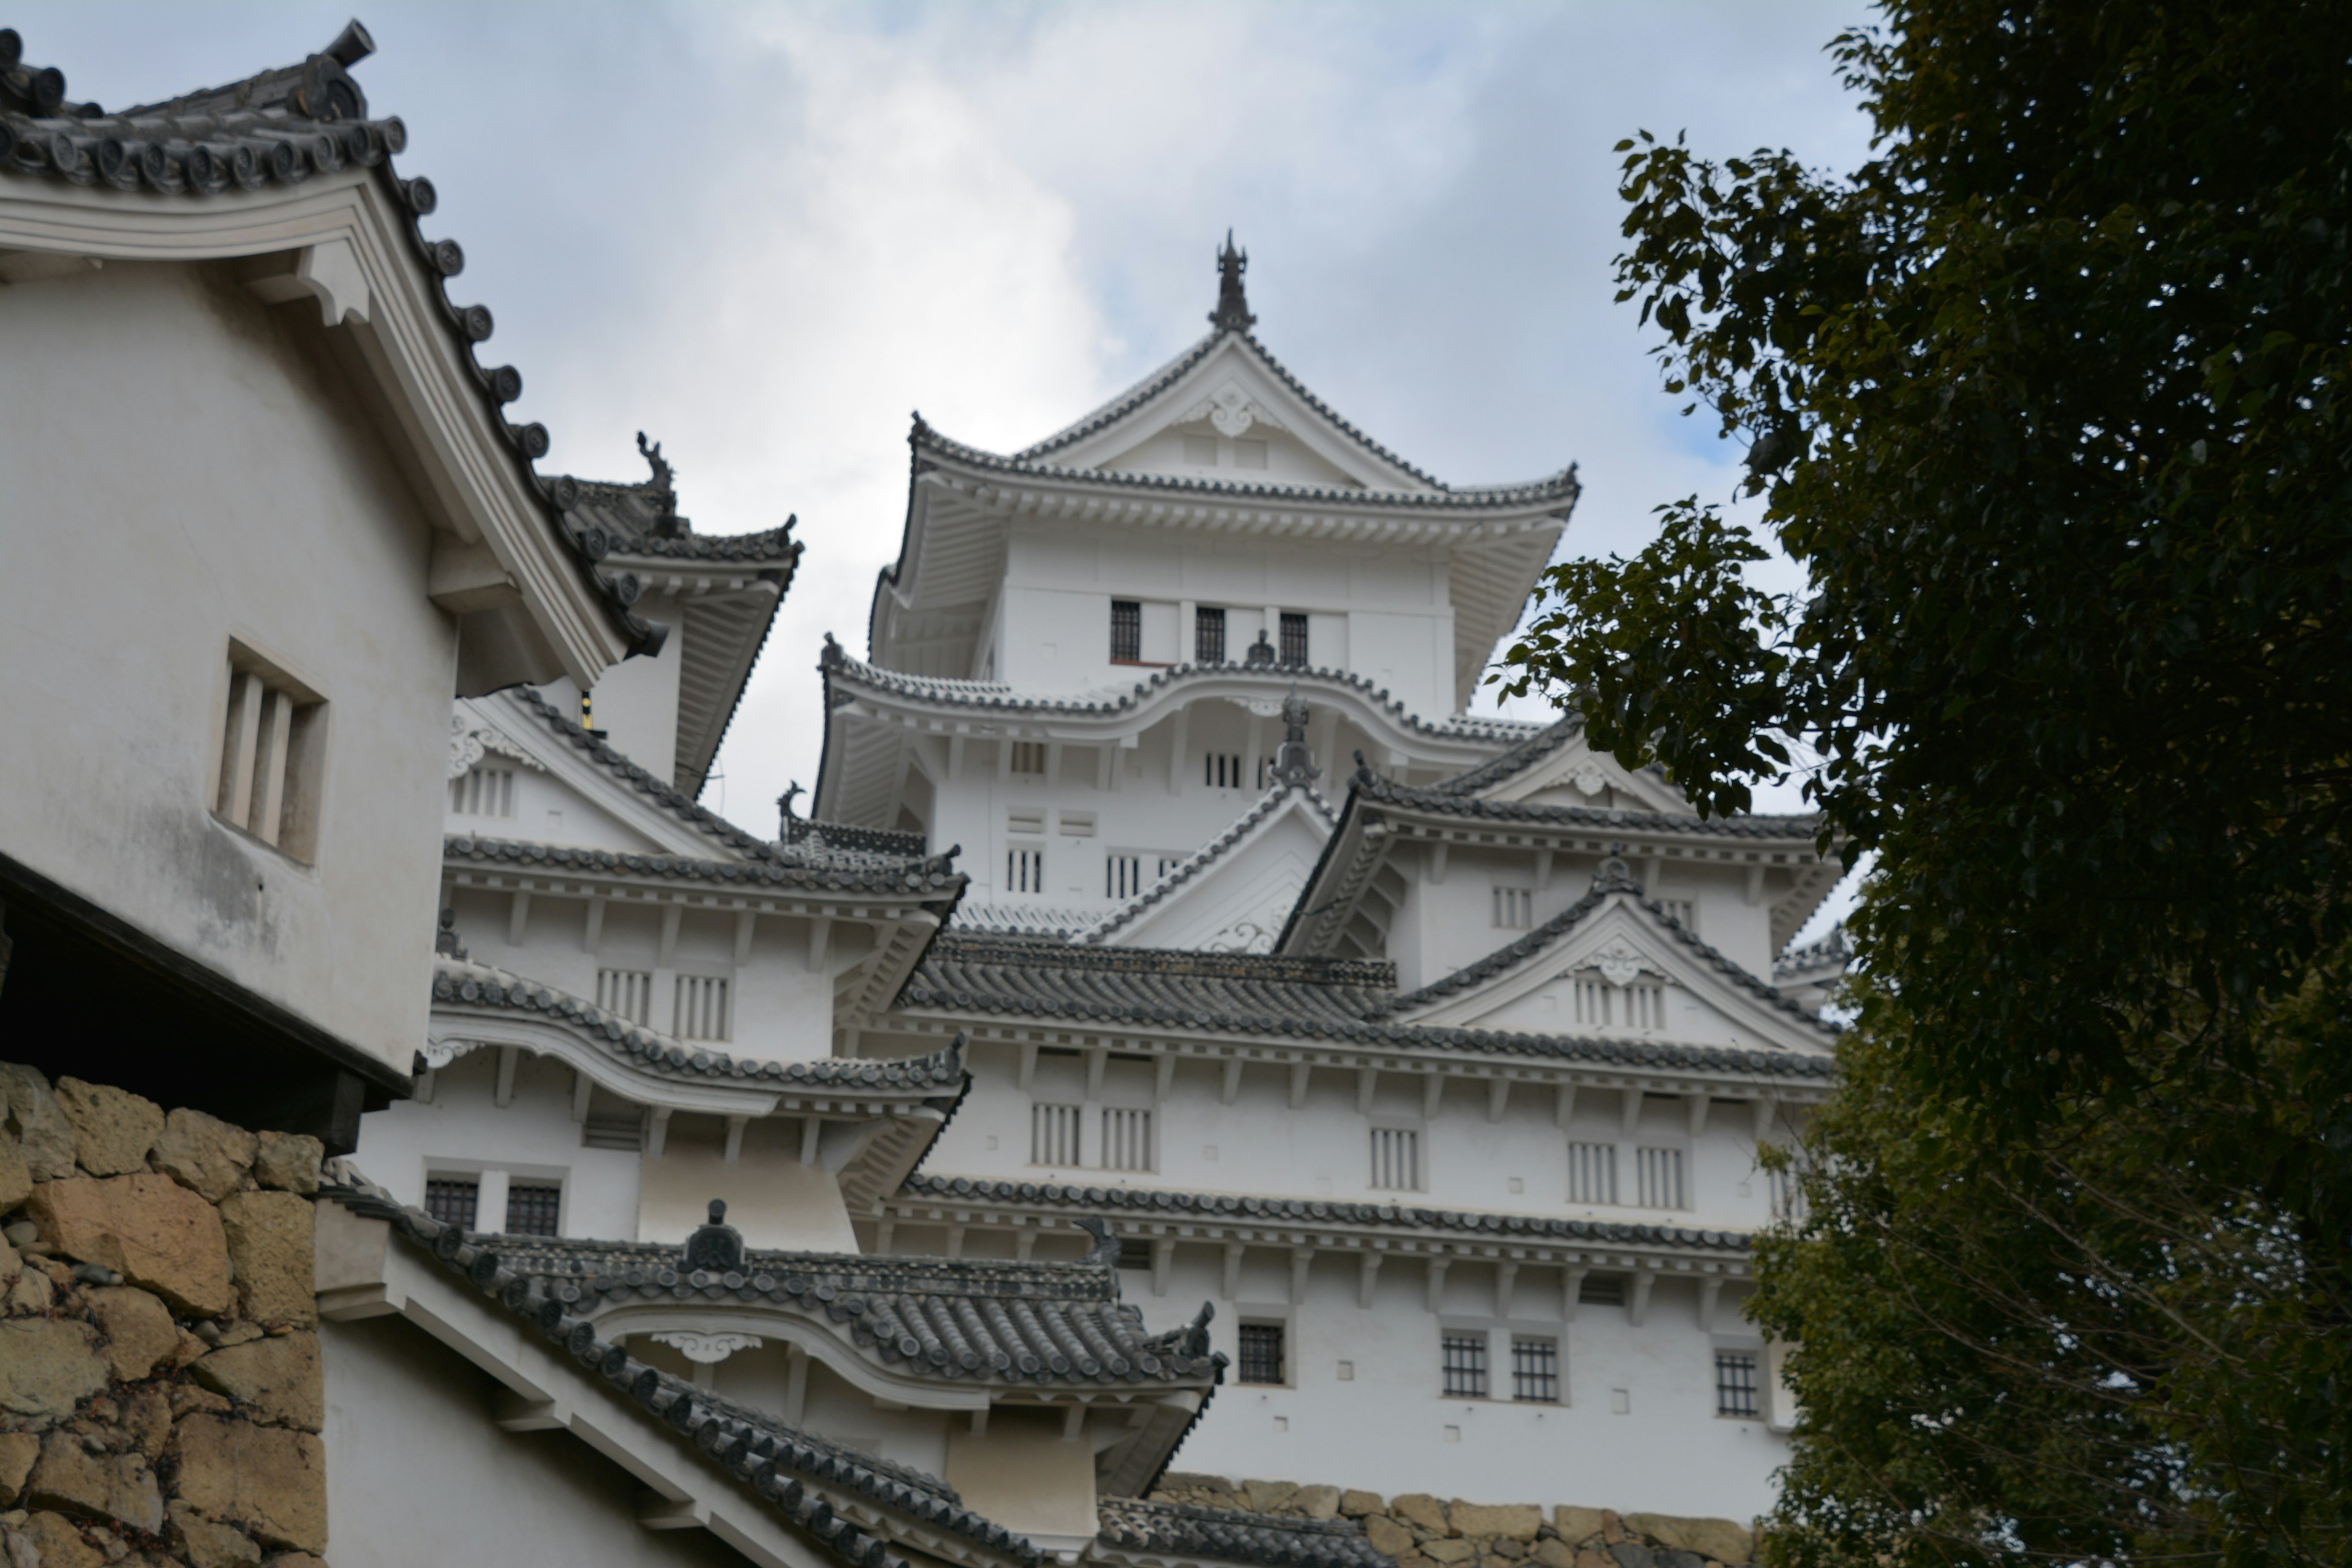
(1079, 783, 1336, 946)
(1363, 772, 1824, 839)
(1096, 1496, 1390, 1568)
(443, 828, 961, 886)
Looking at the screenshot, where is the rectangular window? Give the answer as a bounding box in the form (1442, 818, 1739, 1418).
(449, 766, 516, 818)
(1007, 806, 1047, 834)
(1031, 1102, 1082, 1166)
(1493, 886, 1534, 929)
(1625, 981, 1667, 1030)
(1058, 811, 1096, 837)
(1205, 753, 1244, 789)
(673, 975, 729, 1041)
(1370, 1126, 1421, 1191)
(1578, 1273, 1628, 1306)
(1279, 611, 1310, 667)
(1006, 846, 1046, 894)
(1441, 1332, 1488, 1398)
(504, 1180, 561, 1237)
(1009, 742, 1047, 777)
(1716, 1351, 1760, 1417)
(1238, 1323, 1286, 1385)
(1110, 600, 1144, 662)
(1196, 606, 1227, 664)
(213, 644, 325, 860)
(1100, 1107, 1154, 1172)
(1635, 1146, 1687, 1210)
(1107, 854, 1144, 899)
(1511, 1338, 1561, 1403)
(1566, 1141, 1618, 1205)
(1574, 979, 1667, 1030)
(1769, 1163, 1806, 1223)
(424, 1177, 478, 1231)
(595, 968, 654, 1025)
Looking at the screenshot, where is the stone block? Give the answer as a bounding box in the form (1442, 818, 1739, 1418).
(263, 1557, 328, 1568)
(123, 1386, 171, 1459)
(1555, 1509, 1607, 1547)
(15, 1510, 105, 1568)
(1623, 1517, 1751, 1566)
(169, 1501, 263, 1568)
(193, 1333, 321, 1431)
(1393, 1494, 1450, 1534)
(252, 1134, 322, 1196)
(1424, 1539, 1477, 1564)
(1365, 1515, 1417, 1557)
(1453, 1504, 1543, 1542)
(0, 1318, 108, 1419)
(4, 1262, 51, 1315)
(0, 1066, 77, 1182)
(218, 1193, 314, 1328)
(1607, 1547, 1655, 1568)
(168, 1415, 326, 1553)
(1602, 1512, 1626, 1546)
(24, 1430, 164, 1532)
(26, 1175, 231, 1317)
(1243, 1479, 1299, 1513)
(1297, 1485, 1341, 1520)
(1492, 1538, 1528, 1560)
(1574, 1554, 1610, 1568)
(0, 1134, 30, 1215)
(0, 1431, 38, 1501)
(88, 1287, 178, 1381)
(152, 1110, 259, 1205)
(53, 1080, 163, 1178)
(1483, 1556, 1516, 1568)
(1531, 1539, 1575, 1568)
(1341, 1490, 1384, 1518)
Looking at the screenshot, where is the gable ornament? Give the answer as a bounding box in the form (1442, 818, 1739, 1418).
(1593, 938, 1654, 989)
(649, 1330, 764, 1366)
(1565, 761, 1609, 797)
(448, 713, 546, 780)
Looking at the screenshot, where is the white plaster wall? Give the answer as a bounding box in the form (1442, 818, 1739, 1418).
(639, 1114, 859, 1251)
(447, 754, 673, 854)
(353, 1049, 643, 1239)
(322, 1313, 754, 1568)
(0, 261, 456, 1074)
(945, 1408, 1099, 1542)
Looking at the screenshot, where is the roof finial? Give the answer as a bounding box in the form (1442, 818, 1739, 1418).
(1209, 229, 1255, 334)
(1270, 688, 1321, 790)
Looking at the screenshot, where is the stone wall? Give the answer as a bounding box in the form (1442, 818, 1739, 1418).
(1147, 1477, 1756, 1568)
(0, 1063, 326, 1567)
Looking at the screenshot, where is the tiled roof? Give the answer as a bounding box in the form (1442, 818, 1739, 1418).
(1358, 769, 1823, 840)
(490, 1236, 1226, 1392)
(821, 642, 1542, 744)
(1377, 864, 1834, 1035)
(897, 936, 1836, 1077)
(899, 1175, 1754, 1254)
(1096, 1499, 1392, 1568)
(322, 1180, 1038, 1568)
(1425, 715, 1583, 794)
(445, 832, 962, 894)
(786, 819, 932, 859)
(1080, 783, 1335, 946)
(0, 23, 665, 654)
(954, 903, 1104, 941)
(571, 468, 802, 567)
(429, 959, 968, 1093)
(1774, 925, 1852, 980)
(919, 417, 1578, 511)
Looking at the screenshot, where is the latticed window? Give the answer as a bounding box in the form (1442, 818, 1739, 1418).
(1636, 1147, 1687, 1210)
(1237, 1322, 1285, 1384)
(505, 1181, 561, 1237)
(1196, 606, 1227, 664)
(673, 975, 729, 1041)
(1441, 1332, 1488, 1397)
(1566, 1141, 1618, 1205)
(1371, 1127, 1421, 1190)
(1107, 854, 1144, 899)
(1511, 1338, 1560, 1403)
(1100, 1107, 1153, 1172)
(1493, 886, 1534, 929)
(1110, 600, 1143, 662)
(1716, 1351, 1760, 1417)
(1008, 742, 1047, 776)
(1205, 753, 1244, 788)
(1279, 611, 1310, 666)
(424, 1177, 478, 1231)
(213, 644, 324, 860)
(449, 766, 515, 818)
(1006, 846, 1046, 894)
(1031, 1103, 1082, 1166)
(596, 968, 654, 1025)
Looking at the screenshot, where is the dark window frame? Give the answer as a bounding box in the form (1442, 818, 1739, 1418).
(1196, 606, 1227, 664)
(1238, 1322, 1286, 1385)
(505, 1180, 562, 1237)
(1715, 1350, 1761, 1417)
(1110, 600, 1144, 663)
(424, 1176, 479, 1232)
(1441, 1330, 1488, 1398)
(1278, 611, 1310, 666)
(1510, 1336, 1560, 1403)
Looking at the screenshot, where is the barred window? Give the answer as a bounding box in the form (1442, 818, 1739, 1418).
(449, 766, 515, 818)
(504, 1181, 561, 1237)
(1441, 1332, 1488, 1398)
(424, 1177, 478, 1231)
(1008, 742, 1047, 776)
(1196, 606, 1227, 664)
(1635, 1146, 1687, 1210)
(1279, 611, 1310, 666)
(1769, 1162, 1807, 1223)
(1238, 1323, 1285, 1385)
(1493, 886, 1534, 929)
(1566, 1141, 1618, 1205)
(1578, 1273, 1627, 1306)
(673, 974, 729, 1041)
(1716, 1351, 1760, 1417)
(1031, 1103, 1082, 1166)
(1110, 600, 1143, 662)
(1370, 1126, 1421, 1190)
(596, 968, 654, 1025)
(1107, 853, 1144, 899)
(1007, 846, 1046, 894)
(1099, 1107, 1153, 1172)
(1205, 752, 1244, 788)
(1511, 1338, 1560, 1403)
(213, 644, 325, 861)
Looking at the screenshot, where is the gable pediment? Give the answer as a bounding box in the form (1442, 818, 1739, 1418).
(1492, 735, 1689, 815)
(1085, 788, 1336, 954)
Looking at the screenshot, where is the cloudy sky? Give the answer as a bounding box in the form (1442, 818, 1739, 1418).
(21, 1, 1873, 930)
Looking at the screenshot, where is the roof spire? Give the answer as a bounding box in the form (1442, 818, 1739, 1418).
(1209, 229, 1255, 334)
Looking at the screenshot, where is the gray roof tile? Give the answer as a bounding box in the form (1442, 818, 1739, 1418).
(1098, 1499, 1392, 1568)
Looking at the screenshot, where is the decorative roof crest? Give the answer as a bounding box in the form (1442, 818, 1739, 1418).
(682, 1199, 745, 1274)
(1209, 230, 1256, 334)
(1593, 843, 1642, 894)
(1072, 1215, 1120, 1267)
(1269, 689, 1321, 790)
(635, 431, 686, 538)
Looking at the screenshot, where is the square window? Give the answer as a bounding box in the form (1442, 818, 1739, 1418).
(1493, 886, 1534, 929)
(424, 1176, 478, 1231)
(1099, 1107, 1153, 1171)
(1370, 1127, 1421, 1190)
(1441, 1332, 1488, 1398)
(505, 1180, 561, 1237)
(1031, 1103, 1082, 1166)
(1635, 1147, 1687, 1210)
(1716, 1351, 1760, 1417)
(1006, 846, 1046, 894)
(1238, 1322, 1286, 1385)
(673, 974, 729, 1041)
(1511, 1338, 1560, 1403)
(595, 968, 654, 1025)
(1566, 1141, 1618, 1205)
(1008, 742, 1047, 777)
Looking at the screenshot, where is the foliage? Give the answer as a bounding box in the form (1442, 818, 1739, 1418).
(1492, 0, 2352, 1559)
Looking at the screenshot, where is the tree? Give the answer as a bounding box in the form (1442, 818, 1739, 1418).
(1493, 1, 2352, 1559)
